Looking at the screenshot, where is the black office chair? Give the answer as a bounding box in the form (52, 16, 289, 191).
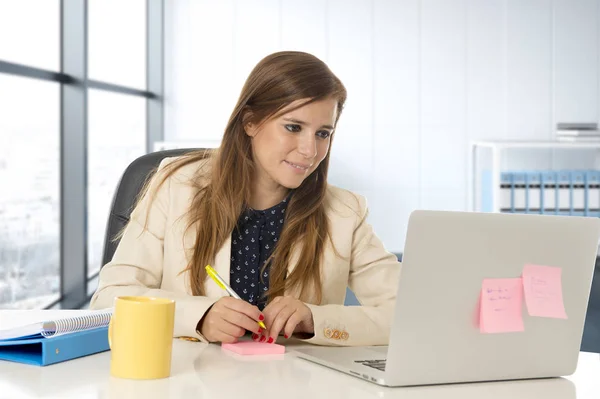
(101, 148, 199, 267)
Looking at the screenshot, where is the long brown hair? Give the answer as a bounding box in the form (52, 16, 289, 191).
(148, 51, 346, 304)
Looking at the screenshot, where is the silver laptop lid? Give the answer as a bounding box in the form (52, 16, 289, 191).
(386, 210, 600, 386)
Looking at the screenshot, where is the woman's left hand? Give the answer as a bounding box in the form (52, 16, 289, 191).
(253, 296, 314, 343)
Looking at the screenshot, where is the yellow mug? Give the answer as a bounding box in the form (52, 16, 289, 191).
(109, 296, 175, 379)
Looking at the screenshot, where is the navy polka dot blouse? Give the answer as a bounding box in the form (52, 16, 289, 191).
(230, 195, 290, 310)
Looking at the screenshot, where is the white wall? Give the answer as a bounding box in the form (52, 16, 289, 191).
(165, 0, 600, 254)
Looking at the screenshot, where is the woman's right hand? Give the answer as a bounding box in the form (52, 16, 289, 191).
(198, 297, 265, 343)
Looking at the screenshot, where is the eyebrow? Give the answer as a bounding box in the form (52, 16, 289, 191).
(283, 117, 334, 130)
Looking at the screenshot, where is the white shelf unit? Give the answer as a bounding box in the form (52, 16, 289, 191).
(468, 140, 600, 213)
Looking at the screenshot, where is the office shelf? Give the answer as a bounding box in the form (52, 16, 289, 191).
(469, 140, 600, 214)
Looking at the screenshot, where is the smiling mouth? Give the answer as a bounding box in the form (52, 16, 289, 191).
(285, 161, 311, 171)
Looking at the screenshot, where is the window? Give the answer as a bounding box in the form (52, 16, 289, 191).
(87, 89, 147, 278)
(0, 74, 60, 309)
(0, 0, 161, 309)
(88, 0, 147, 89)
(0, 0, 60, 71)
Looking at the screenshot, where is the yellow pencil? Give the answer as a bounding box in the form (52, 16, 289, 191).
(205, 265, 267, 330)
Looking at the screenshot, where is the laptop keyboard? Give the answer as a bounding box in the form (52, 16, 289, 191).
(354, 359, 386, 372)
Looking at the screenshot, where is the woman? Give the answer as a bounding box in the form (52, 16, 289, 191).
(90, 51, 401, 346)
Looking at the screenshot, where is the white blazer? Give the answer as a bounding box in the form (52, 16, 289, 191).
(90, 157, 401, 346)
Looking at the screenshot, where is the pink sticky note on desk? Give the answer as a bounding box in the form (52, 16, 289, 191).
(221, 341, 285, 355)
(480, 278, 524, 333)
(522, 264, 567, 319)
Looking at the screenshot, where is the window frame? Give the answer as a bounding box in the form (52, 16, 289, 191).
(0, 0, 164, 309)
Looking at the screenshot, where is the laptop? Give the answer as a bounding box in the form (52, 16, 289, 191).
(294, 210, 600, 387)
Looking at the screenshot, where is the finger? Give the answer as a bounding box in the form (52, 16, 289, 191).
(268, 306, 297, 341)
(222, 308, 263, 334)
(203, 319, 239, 343)
(262, 296, 283, 314)
(256, 333, 269, 343)
(262, 300, 288, 334)
(217, 331, 240, 344)
(283, 311, 304, 339)
(262, 296, 288, 323)
(217, 317, 246, 338)
(222, 297, 264, 324)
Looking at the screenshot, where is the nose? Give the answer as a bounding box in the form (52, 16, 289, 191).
(297, 133, 317, 159)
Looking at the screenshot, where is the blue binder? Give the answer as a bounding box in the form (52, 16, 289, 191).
(0, 326, 110, 366)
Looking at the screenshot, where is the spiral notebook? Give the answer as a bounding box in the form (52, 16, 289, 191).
(0, 309, 113, 366)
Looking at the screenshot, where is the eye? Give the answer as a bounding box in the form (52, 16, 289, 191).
(284, 124, 301, 133)
(316, 130, 331, 139)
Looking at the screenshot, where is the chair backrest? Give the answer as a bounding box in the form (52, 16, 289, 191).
(101, 148, 198, 266)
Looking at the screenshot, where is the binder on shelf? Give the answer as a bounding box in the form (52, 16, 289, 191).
(513, 172, 526, 212)
(588, 171, 600, 214)
(557, 171, 572, 215)
(526, 173, 541, 212)
(572, 171, 586, 214)
(0, 309, 112, 366)
(490, 169, 600, 218)
(499, 173, 512, 212)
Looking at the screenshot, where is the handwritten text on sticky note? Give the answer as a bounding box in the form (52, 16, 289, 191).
(480, 278, 524, 334)
(522, 264, 567, 319)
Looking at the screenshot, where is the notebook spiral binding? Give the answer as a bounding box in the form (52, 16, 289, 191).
(41, 310, 113, 338)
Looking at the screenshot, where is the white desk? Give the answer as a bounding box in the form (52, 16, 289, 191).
(0, 337, 598, 399)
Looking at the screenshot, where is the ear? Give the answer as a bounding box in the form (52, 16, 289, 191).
(244, 121, 258, 137)
(242, 107, 257, 137)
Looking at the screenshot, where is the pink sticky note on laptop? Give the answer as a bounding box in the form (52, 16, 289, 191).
(522, 264, 567, 319)
(479, 278, 524, 333)
(222, 341, 285, 355)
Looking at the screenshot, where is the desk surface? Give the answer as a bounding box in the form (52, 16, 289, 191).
(0, 336, 598, 399)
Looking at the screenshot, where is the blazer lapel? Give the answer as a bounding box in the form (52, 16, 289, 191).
(205, 236, 232, 298)
(284, 242, 306, 300)
(285, 239, 338, 305)
(286, 244, 300, 279)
